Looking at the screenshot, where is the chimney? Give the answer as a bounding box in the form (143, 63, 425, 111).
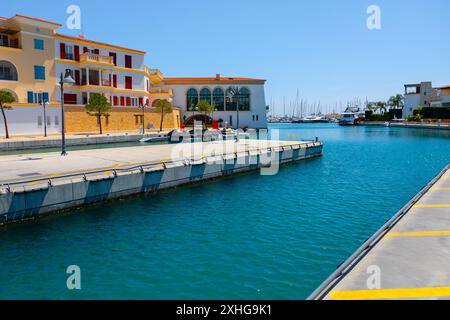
(215, 74, 220, 80)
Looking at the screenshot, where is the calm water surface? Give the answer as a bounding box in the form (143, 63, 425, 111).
(1, 124, 450, 299)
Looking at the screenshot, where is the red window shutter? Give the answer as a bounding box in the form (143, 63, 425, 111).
(113, 96, 118, 106)
(60, 43, 66, 59)
(93, 49, 100, 55)
(74, 70, 80, 85)
(126, 97, 131, 106)
(125, 76, 132, 89)
(120, 96, 125, 106)
(139, 97, 143, 106)
(83, 46, 88, 53)
(64, 93, 77, 105)
(125, 55, 132, 68)
(113, 75, 117, 88)
(74, 45, 80, 61)
(109, 52, 117, 66)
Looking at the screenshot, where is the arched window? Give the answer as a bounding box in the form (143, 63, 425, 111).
(0, 61, 18, 81)
(186, 88, 198, 111)
(225, 87, 237, 111)
(199, 88, 212, 104)
(213, 88, 225, 111)
(238, 87, 250, 111)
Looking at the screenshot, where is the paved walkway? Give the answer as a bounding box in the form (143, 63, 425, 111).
(315, 165, 450, 300)
(0, 139, 306, 186)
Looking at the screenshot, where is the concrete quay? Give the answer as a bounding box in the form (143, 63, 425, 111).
(389, 122, 450, 130)
(0, 139, 323, 225)
(309, 164, 450, 300)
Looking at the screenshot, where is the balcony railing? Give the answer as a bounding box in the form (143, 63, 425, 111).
(149, 87, 173, 95)
(80, 52, 114, 65)
(145, 67, 164, 80)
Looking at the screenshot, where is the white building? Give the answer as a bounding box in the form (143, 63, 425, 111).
(403, 82, 439, 117)
(157, 74, 268, 129)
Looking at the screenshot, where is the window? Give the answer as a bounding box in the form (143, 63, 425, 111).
(34, 66, 46, 80)
(125, 55, 132, 68)
(54, 116, 59, 126)
(0, 34, 9, 47)
(37, 116, 43, 127)
(238, 87, 250, 111)
(63, 93, 77, 105)
(125, 76, 133, 89)
(27, 91, 49, 104)
(0, 61, 18, 81)
(213, 88, 225, 111)
(226, 88, 237, 111)
(200, 88, 212, 104)
(65, 45, 74, 60)
(109, 52, 117, 66)
(34, 39, 44, 50)
(46, 116, 51, 126)
(186, 88, 198, 111)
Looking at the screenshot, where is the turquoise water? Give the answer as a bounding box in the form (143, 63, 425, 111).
(1, 124, 450, 300)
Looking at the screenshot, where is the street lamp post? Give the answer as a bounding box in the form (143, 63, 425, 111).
(39, 90, 48, 137)
(59, 70, 75, 156)
(139, 103, 146, 134)
(227, 86, 240, 129)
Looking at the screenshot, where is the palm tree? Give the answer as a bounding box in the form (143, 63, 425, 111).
(375, 101, 387, 114)
(0, 90, 15, 139)
(154, 99, 173, 132)
(85, 93, 112, 134)
(366, 102, 377, 111)
(388, 94, 404, 110)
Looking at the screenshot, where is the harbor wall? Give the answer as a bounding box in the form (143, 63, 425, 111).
(0, 142, 323, 225)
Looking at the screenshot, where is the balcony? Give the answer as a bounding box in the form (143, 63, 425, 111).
(146, 67, 164, 84)
(149, 87, 173, 96)
(80, 52, 114, 66)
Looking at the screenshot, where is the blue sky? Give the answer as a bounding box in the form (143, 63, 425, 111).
(3, 0, 450, 115)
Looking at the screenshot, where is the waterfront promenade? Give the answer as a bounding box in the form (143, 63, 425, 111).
(0, 139, 306, 185)
(309, 163, 450, 300)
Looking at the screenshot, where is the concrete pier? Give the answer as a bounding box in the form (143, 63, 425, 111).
(309, 164, 450, 300)
(0, 139, 323, 225)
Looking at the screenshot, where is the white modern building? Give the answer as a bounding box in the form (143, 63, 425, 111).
(157, 74, 268, 129)
(403, 82, 443, 117)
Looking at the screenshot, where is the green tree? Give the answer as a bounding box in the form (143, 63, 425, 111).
(366, 102, 377, 111)
(85, 93, 112, 134)
(197, 99, 214, 115)
(154, 99, 173, 132)
(388, 94, 404, 110)
(0, 90, 15, 139)
(375, 101, 387, 114)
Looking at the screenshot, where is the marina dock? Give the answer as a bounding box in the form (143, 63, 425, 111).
(309, 163, 450, 300)
(0, 139, 323, 225)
